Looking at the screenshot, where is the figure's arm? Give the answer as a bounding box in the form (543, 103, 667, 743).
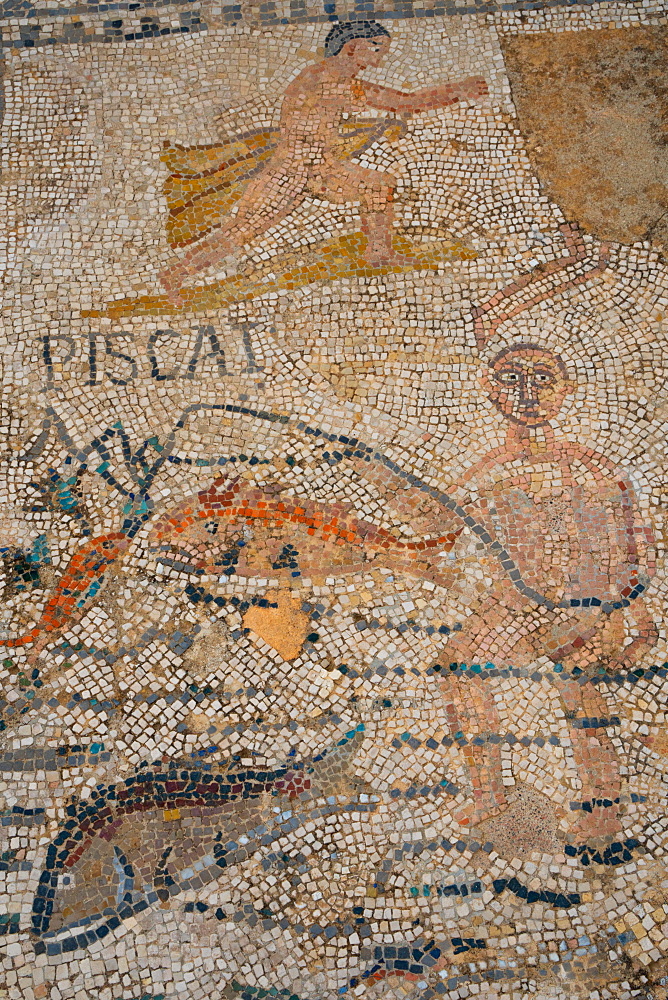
(573, 445, 657, 578)
(344, 454, 463, 537)
(569, 443, 621, 481)
(279, 67, 321, 129)
(359, 75, 488, 114)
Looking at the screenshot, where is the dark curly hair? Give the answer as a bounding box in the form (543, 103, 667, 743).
(324, 20, 391, 58)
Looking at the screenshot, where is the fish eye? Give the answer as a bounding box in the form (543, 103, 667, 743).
(205, 521, 219, 535)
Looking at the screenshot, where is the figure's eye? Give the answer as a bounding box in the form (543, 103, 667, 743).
(205, 521, 219, 535)
(495, 369, 520, 384)
(532, 370, 555, 385)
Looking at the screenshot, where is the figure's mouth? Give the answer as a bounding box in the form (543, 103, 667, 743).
(516, 405, 542, 417)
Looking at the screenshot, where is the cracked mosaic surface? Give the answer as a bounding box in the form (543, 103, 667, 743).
(1, 2, 668, 998)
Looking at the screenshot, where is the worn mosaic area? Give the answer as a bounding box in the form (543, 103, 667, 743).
(1, 1, 668, 998)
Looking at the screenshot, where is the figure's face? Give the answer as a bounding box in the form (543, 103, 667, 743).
(484, 347, 572, 426)
(342, 36, 390, 68)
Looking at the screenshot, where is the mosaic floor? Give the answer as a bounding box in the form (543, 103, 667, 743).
(1, 1, 668, 997)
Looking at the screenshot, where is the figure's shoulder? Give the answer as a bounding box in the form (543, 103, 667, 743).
(566, 443, 625, 485)
(284, 60, 327, 94)
(457, 447, 516, 487)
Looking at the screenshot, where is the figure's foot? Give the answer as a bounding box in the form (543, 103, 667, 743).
(605, 640, 655, 672)
(363, 248, 416, 268)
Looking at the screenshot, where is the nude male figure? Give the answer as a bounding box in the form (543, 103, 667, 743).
(160, 20, 487, 302)
(432, 345, 657, 839)
(146, 346, 655, 841)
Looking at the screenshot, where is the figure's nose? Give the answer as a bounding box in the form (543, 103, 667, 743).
(517, 374, 538, 405)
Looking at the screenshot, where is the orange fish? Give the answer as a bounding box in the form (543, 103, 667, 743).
(1, 532, 129, 653)
(150, 476, 460, 586)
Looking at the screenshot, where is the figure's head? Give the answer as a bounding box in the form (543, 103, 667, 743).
(482, 344, 574, 426)
(324, 20, 391, 68)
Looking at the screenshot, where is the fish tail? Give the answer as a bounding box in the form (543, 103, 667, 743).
(0, 627, 41, 648)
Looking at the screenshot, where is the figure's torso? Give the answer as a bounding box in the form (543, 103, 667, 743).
(464, 454, 638, 605)
(279, 66, 367, 157)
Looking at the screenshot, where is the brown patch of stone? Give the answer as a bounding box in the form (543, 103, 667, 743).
(475, 782, 560, 861)
(243, 589, 311, 661)
(502, 25, 668, 246)
(186, 711, 211, 733)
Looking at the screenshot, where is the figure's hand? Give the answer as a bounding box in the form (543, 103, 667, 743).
(452, 76, 489, 102)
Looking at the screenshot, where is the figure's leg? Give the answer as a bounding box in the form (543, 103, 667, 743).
(444, 590, 538, 668)
(607, 600, 658, 669)
(531, 610, 624, 840)
(160, 161, 308, 302)
(544, 602, 657, 674)
(315, 162, 415, 266)
(559, 678, 623, 841)
(440, 672, 507, 827)
(361, 204, 398, 264)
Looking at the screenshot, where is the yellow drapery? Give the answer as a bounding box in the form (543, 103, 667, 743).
(161, 119, 407, 247)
